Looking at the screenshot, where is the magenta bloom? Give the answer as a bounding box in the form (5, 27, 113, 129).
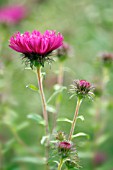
(58, 141, 73, 158)
(9, 30, 63, 67)
(0, 5, 26, 25)
(70, 79, 94, 99)
(58, 141, 72, 150)
(79, 80, 91, 88)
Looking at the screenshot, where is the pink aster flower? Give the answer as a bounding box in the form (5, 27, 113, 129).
(79, 80, 91, 88)
(70, 79, 95, 99)
(9, 30, 63, 67)
(0, 5, 26, 25)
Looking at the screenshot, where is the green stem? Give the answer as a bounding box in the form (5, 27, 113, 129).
(58, 159, 63, 170)
(36, 67, 49, 170)
(57, 63, 64, 86)
(37, 67, 49, 136)
(68, 98, 82, 141)
(53, 63, 64, 131)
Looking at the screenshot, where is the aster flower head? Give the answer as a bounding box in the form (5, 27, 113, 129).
(70, 79, 95, 100)
(0, 5, 26, 25)
(57, 141, 80, 168)
(56, 42, 70, 62)
(58, 141, 72, 158)
(9, 30, 63, 68)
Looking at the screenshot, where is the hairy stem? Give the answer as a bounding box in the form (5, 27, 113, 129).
(36, 67, 49, 170)
(68, 98, 82, 141)
(37, 67, 49, 135)
(58, 159, 63, 170)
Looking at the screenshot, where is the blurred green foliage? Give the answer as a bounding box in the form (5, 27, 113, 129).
(0, 0, 113, 169)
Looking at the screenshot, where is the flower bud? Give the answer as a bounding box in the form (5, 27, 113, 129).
(56, 131, 66, 141)
(56, 42, 70, 62)
(58, 141, 72, 158)
(70, 79, 94, 100)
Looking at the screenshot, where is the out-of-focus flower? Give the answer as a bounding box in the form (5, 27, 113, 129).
(99, 52, 113, 66)
(56, 42, 70, 62)
(0, 5, 26, 25)
(93, 152, 107, 166)
(70, 79, 95, 100)
(9, 30, 63, 68)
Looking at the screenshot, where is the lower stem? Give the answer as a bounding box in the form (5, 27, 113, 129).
(37, 67, 49, 135)
(57, 63, 64, 86)
(36, 67, 49, 170)
(68, 98, 82, 141)
(53, 63, 64, 131)
(58, 159, 63, 170)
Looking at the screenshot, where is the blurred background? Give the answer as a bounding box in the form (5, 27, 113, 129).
(0, 0, 113, 169)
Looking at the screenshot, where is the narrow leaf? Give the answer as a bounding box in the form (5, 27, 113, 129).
(46, 105, 56, 113)
(47, 85, 67, 103)
(16, 121, 29, 131)
(57, 118, 72, 124)
(41, 136, 49, 145)
(77, 115, 85, 121)
(27, 114, 45, 126)
(26, 84, 39, 92)
(96, 134, 109, 146)
(72, 132, 89, 139)
(12, 156, 46, 165)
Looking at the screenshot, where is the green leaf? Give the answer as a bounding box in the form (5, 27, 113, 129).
(26, 84, 39, 92)
(46, 105, 56, 113)
(77, 115, 85, 121)
(12, 156, 46, 165)
(53, 161, 59, 165)
(57, 118, 72, 124)
(27, 114, 45, 126)
(54, 84, 67, 91)
(3, 138, 15, 154)
(16, 121, 29, 131)
(3, 108, 18, 125)
(47, 85, 67, 103)
(72, 132, 89, 139)
(95, 134, 109, 146)
(40, 135, 49, 145)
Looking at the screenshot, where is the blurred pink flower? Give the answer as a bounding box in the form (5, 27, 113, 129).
(9, 30, 63, 67)
(56, 41, 71, 61)
(93, 152, 107, 166)
(0, 5, 26, 25)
